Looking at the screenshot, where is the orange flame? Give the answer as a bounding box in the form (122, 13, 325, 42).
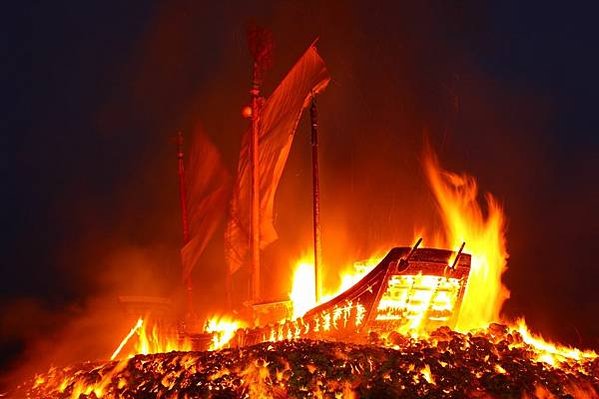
(135, 321, 189, 355)
(514, 319, 597, 365)
(289, 253, 382, 320)
(289, 258, 316, 319)
(284, 146, 593, 364)
(111, 317, 191, 360)
(66, 359, 128, 399)
(205, 315, 246, 350)
(423, 148, 509, 331)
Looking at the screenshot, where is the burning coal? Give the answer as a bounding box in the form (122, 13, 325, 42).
(12, 324, 598, 398)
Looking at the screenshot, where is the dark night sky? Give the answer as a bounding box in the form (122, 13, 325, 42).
(2, 0, 598, 382)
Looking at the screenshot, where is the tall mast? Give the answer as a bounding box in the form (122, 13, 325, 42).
(177, 132, 193, 317)
(310, 97, 323, 303)
(249, 61, 261, 304)
(247, 26, 272, 305)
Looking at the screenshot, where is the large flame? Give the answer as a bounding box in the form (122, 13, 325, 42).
(102, 147, 592, 386)
(423, 148, 509, 331)
(289, 253, 382, 319)
(284, 147, 595, 369)
(21, 146, 598, 398)
(420, 149, 594, 362)
(289, 259, 316, 319)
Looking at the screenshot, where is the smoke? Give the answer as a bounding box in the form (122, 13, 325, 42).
(0, 241, 184, 391)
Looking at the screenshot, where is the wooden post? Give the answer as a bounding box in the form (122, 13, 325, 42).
(245, 25, 272, 311)
(310, 96, 323, 303)
(250, 62, 261, 304)
(177, 132, 193, 317)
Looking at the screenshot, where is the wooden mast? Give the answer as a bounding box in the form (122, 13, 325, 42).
(246, 25, 272, 306)
(176, 132, 193, 318)
(249, 61, 261, 304)
(310, 96, 323, 303)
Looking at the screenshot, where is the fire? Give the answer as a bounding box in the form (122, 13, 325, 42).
(19, 332, 597, 398)
(110, 317, 191, 360)
(135, 320, 191, 355)
(514, 319, 597, 365)
(205, 315, 247, 350)
(15, 147, 597, 398)
(110, 317, 143, 360)
(331, 251, 385, 295)
(375, 273, 462, 335)
(282, 146, 596, 372)
(423, 147, 509, 331)
(65, 359, 128, 399)
(289, 258, 316, 319)
(289, 253, 382, 319)
(421, 148, 597, 364)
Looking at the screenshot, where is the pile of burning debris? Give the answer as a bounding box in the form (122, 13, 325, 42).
(13, 324, 598, 399)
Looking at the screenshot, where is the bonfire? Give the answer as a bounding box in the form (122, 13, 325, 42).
(9, 142, 598, 399)
(7, 38, 597, 399)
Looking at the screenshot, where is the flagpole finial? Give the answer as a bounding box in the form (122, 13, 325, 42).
(247, 24, 274, 84)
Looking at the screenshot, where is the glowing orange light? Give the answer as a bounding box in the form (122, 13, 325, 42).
(110, 318, 143, 360)
(205, 315, 246, 350)
(423, 148, 509, 332)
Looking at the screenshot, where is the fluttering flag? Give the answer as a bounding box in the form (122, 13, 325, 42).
(181, 126, 231, 281)
(225, 45, 330, 274)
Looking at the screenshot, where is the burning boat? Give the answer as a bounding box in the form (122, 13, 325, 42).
(8, 31, 599, 399)
(173, 31, 475, 348)
(302, 244, 471, 337)
(234, 243, 472, 348)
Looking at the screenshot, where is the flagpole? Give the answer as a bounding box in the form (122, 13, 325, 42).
(250, 61, 261, 304)
(176, 132, 194, 318)
(310, 96, 323, 303)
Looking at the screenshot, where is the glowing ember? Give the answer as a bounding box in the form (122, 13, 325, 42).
(375, 273, 462, 334)
(14, 325, 598, 399)
(205, 315, 247, 350)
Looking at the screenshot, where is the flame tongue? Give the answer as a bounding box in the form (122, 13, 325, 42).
(287, 147, 510, 336)
(205, 315, 247, 350)
(423, 148, 509, 331)
(289, 260, 317, 319)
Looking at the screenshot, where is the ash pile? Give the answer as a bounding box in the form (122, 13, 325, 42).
(13, 324, 599, 399)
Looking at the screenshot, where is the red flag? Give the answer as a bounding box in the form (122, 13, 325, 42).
(181, 126, 231, 281)
(225, 45, 330, 274)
